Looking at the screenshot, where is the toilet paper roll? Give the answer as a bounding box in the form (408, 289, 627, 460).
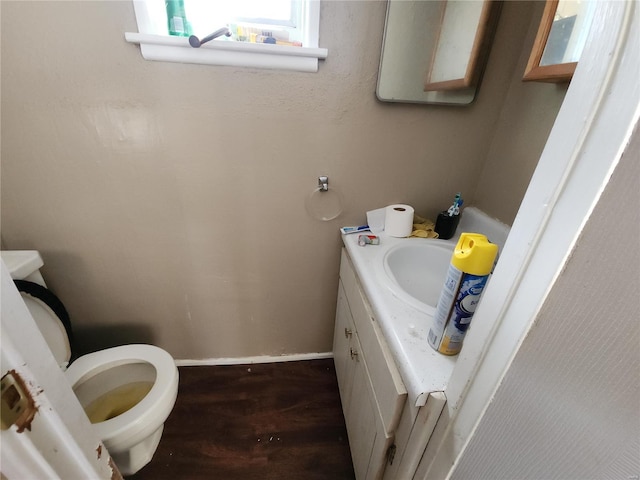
(385, 204, 414, 237)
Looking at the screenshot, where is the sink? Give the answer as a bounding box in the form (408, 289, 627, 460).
(381, 241, 453, 313)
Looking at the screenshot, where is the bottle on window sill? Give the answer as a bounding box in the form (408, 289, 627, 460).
(166, 0, 192, 37)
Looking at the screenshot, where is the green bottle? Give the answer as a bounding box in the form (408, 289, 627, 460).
(166, 0, 192, 37)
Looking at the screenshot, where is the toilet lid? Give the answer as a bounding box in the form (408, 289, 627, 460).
(15, 281, 72, 369)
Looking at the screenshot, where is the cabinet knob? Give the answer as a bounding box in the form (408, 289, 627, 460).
(344, 327, 352, 338)
(350, 347, 359, 360)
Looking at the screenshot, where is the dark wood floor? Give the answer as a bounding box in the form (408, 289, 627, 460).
(128, 359, 355, 480)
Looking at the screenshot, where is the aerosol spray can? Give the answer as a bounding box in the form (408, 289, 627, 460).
(427, 233, 498, 355)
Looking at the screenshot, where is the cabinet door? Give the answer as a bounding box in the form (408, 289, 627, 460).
(335, 251, 407, 480)
(340, 248, 407, 435)
(349, 278, 407, 434)
(345, 333, 379, 480)
(334, 280, 355, 415)
(334, 281, 381, 480)
(382, 392, 446, 480)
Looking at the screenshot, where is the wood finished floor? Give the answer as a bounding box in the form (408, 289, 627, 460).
(127, 359, 355, 480)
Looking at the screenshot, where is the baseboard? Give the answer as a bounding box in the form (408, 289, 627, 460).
(175, 351, 334, 367)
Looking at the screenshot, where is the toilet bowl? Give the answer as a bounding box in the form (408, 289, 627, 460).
(1, 250, 179, 476)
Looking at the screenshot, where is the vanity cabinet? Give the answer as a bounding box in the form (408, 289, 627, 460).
(334, 248, 448, 480)
(334, 249, 407, 479)
(334, 288, 382, 479)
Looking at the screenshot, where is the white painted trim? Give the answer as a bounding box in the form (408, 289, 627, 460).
(125, 32, 328, 59)
(303, 0, 322, 49)
(124, 33, 327, 72)
(416, 1, 640, 479)
(175, 351, 333, 367)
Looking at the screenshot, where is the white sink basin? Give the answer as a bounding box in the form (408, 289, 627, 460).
(342, 207, 510, 406)
(381, 241, 453, 313)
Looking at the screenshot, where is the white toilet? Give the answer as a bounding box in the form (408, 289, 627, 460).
(1, 250, 179, 476)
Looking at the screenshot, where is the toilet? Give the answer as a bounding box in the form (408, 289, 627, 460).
(1, 250, 179, 476)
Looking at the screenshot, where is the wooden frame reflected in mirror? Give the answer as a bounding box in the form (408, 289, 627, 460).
(424, 0, 502, 92)
(523, 0, 577, 82)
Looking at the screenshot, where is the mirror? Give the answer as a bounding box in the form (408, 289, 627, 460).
(377, 0, 501, 105)
(523, 0, 595, 82)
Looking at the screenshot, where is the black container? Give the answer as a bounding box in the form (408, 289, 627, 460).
(435, 211, 461, 240)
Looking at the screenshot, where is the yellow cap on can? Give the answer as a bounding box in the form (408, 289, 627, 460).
(451, 233, 499, 276)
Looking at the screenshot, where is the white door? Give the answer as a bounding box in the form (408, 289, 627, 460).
(0, 261, 121, 479)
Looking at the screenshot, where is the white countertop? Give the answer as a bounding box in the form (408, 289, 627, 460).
(342, 232, 457, 406)
(341, 207, 510, 407)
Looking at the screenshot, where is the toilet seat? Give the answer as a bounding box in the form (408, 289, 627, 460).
(65, 344, 179, 451)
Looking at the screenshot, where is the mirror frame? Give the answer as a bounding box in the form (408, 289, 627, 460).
(523, 0, 577, 82)
(424, 0, 502, 92)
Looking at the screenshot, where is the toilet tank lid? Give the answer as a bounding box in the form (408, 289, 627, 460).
(1, 251, 44, 280)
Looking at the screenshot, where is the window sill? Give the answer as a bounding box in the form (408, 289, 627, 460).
(124, 32, 328, 72)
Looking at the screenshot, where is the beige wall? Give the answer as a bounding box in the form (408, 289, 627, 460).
(0, 1, 562, 359)
(473, 1, 569, 224)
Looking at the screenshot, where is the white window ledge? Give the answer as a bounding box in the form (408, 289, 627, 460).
(124, 32, 328, 72)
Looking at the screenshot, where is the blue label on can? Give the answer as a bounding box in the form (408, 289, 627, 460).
(428, 266, 490, 355)
(452, 273, 488, 332)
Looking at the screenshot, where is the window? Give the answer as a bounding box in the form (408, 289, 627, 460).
(186, 0, 302, 43)
(125, 0, 327, 72)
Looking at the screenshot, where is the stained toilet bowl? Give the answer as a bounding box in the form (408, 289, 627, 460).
(1, 250, 179, 476)
(65, 344, 179, 475)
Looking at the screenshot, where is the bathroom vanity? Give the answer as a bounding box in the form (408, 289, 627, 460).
(333, 208, 510, 479)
